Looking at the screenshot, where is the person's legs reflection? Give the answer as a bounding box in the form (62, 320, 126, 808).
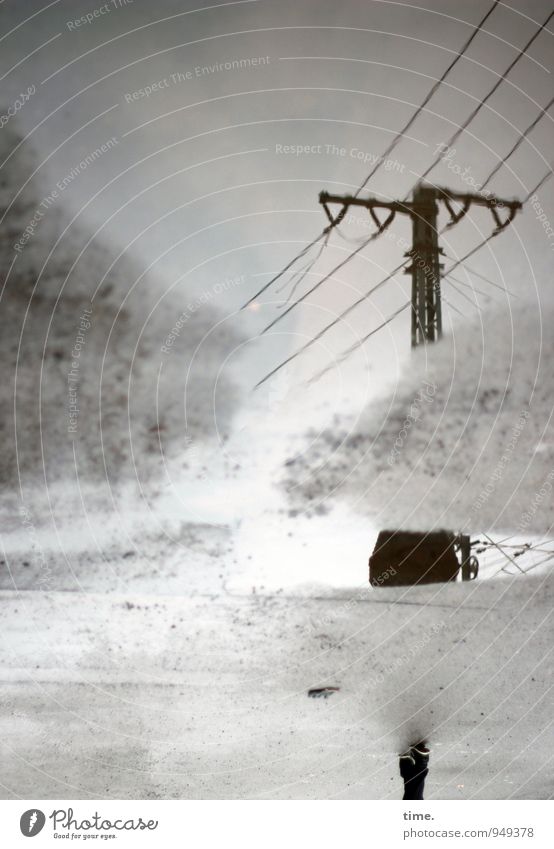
(399, 743, 430, 800)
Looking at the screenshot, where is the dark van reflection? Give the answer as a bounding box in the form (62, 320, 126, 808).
(369, 530, 479, 586)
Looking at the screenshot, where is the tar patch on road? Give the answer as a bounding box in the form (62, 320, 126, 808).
(308, 687, 340, 699)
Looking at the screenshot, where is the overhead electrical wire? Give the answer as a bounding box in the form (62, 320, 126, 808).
(304, 163, 552, 382)
(483, 533, 527, 573)
(240, 229, 329, 310)
(443, 257, 519, 297)
(437, 91, 554, 237)
(444, 278, 483, 312)
(352, 0, 501, 198)
(445, 272, 496, 301)
(254, 262, 407, 388)
(444, 165, 553, 280)
(418, 7, 554, 186)
(276, 231, 331, 307)
(442, 294, 468, 318)
(258, 7, 552, 335)
(255, 246, 504, 388)
(479, 92, 554, 193)
(525, 167, 554, 199)
(253, 10, 554, 387)
(480, 542, 554, 556)
(256, 160, 551, 388)
(260, 230, 380, 334)
(256, 170, 542, 387)
(241, 0, 501, 313)
(307, 301, 412, 385)
(513, 552, 554, 575)
(487, 545, 554, 579)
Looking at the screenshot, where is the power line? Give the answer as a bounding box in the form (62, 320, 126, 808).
(353, 0, 500, 198)
(483, 532, 526, 573)
(477, 541, 554, 561)
(418, 8, 554, 186)
(253, 14, 554, 388)
(307, 60, 554, 354)
(490, 550, 554, 579)
(444, 278, 483, 311)
(307, 301, 411, 384)
(259, 183, 517, 382)
(240, 229, 329, 310)
(520, 553, 554, 575)
(438, 95, 554, 237)
(480, 92, 554, 192)
(442, 294, 468, 318)
(444, 258, 519, 297)
(254, 250, 494, 389)
(240, 0, 500, 313)
(255, 165, 548, 387)
(260, 230, 381, 334)
(525, 167, 554, 200)
(446, 239, 507, 282)
(254, 216, 521, 389)
(254, 262, 407, 389)
(276, 231, 330, 306)
(445, 272, 496, 301)
(263, 5, 551, 342)
(444, 167, 553, 279)
(304, 178, 535, 378)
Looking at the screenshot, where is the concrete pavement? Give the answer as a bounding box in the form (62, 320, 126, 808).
(1, 571, 552, 799)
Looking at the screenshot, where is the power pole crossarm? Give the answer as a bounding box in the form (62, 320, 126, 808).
(319, 191, 411, 233)
(318, 183, 523, 348)
(434, 188, 522, 233)
(319, 187, 522, 234)
(319, 191, 411, 213)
